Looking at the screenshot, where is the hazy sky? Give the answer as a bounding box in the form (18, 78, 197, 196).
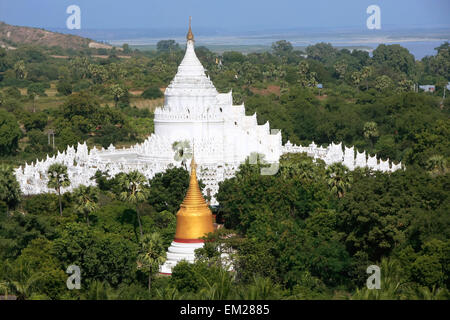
(1, 0, 449, 31)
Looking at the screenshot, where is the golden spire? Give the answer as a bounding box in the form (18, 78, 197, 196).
(180, 155, 206, 207)
(174, 154, 214, 241)
(186, 16, 194, 41)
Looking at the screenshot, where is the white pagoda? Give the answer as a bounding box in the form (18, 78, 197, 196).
(14, 20, 402, 204)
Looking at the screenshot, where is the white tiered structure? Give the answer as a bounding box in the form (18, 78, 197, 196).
(14, 27, 402, 204)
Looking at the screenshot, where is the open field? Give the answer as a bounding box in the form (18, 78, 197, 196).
(13, 84, 162, 112)
(129, 98, 163, 111)
(49, 55, 132, 59)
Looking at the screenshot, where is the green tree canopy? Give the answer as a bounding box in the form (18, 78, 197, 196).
(156, 40, 180, 53)
(0, 110, 21, 156)
(0, 165, 21, 211)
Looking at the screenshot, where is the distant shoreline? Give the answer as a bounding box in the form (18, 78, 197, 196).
(46, 25, 449, 59)
(127, 44, 375, 55)
(120, 37, 448, 59)
(108, 36, 449, 47)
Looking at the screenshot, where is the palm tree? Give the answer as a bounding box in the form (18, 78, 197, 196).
(83, 280, 118, 300)
(360, 66, 373, 90)
(411, 285, 449, 300)
(326, 163, 353, 199)
(13, 60, 26, 79)
(351, 71, 361, 90)
(47, 163, 71, 216)
(238, 276, 280, 300)
(110, 84, 126, 107)
(351, 258, 411, 300)
(136, 232, 167, 292)
(426, 155, 447, 177)
(197, 268, 234, 300)
(72, 185, 99, 226)
(363, 121, 379, 147)
(117, 170, 149, 237)
(28, 91, 36, 113)
(2, 261, 43, 300)
(334, 60, 348, 79)
(155, 286, 184, 300)
(0, 281, 11, 299)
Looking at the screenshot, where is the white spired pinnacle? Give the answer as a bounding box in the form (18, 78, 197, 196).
(163, 39, 218, 109)
(15, 27, 402, 205)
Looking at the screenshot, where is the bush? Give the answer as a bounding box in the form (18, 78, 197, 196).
(171, 261, 221, 293)
(141, 86, 163, 99)
(24, 193, 60, 215)
(24, 129, 53, 154)
(73, 79, 91, 92)
(4, 86, 22, 99)
(27, 82, 47, 97)
(23, 112, 47, 131)
(56, 81, 72, 96)
(93, 123, 134, 148)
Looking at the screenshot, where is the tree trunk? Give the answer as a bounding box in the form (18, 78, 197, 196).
(86, 212, 90, 226)
(136, 206, 143, 238)
(58, 187, 62, 216)
(148, 270, 152, 292)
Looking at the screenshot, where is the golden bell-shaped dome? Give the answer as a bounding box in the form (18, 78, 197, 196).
(174, 155, 214, 241)
(186, 16, 194, 41)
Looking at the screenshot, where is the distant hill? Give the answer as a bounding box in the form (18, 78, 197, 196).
(0, 21, 114, 50)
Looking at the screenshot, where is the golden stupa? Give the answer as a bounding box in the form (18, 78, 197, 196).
(174, 155, 214, 241)
(186, 16, 194, 41)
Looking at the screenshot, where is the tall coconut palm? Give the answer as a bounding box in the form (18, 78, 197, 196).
(47, 163, 71, 216)
(117, 170, 149, 237)
(136, 232, 167, 292)
(326, 163, 353, 199)
(363, 121, 379, 147)
(360, 66, 373, 90)
(13, 60, 26, 80)
(334, 60, 348, 79)
(110, 84, 126, 107)
(351, 71, 361, 89)
(72, 185, 99, 226)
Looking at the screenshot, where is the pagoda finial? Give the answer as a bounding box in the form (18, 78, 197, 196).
(190, 151, 197, 172)
(187, 16, 194, 41)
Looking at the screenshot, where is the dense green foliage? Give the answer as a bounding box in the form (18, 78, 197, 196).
(0, 109, 21, 156)
(0, 39, 448, 300)
(141, 86, 164, 99)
